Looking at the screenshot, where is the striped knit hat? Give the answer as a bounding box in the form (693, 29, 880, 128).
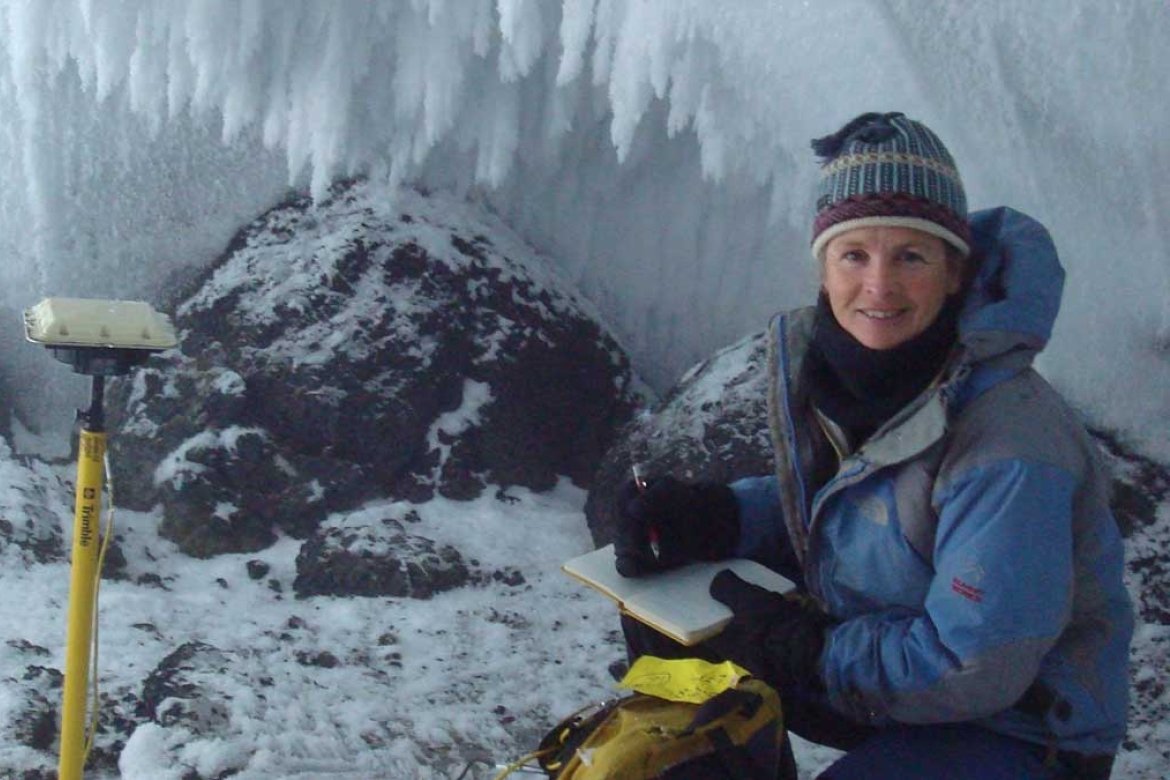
(810, 112, 971, 260)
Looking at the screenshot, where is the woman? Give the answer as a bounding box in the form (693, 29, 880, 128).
(615, 112, 1133, 779)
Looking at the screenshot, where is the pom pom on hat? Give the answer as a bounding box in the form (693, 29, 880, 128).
(810, 112, 971, 259)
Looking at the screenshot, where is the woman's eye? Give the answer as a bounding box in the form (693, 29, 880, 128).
(901, 251, 926, 264)
(840, 251, 864, 264)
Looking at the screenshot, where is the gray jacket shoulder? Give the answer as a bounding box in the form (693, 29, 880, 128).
(940, 368, 1105, 492)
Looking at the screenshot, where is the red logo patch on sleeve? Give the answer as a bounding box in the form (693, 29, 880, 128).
(951, 577, 984, 603)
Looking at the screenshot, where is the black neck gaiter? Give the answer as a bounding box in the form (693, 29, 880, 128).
(805, 293, 960, 443)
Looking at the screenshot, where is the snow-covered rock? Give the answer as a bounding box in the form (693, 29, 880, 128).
(0, 438, 69, 566)
(1, 641, 59, 753)
(293, 510, 471, 600)
(1096, 435, 1170, 768)
(137, 641, 236, 733)
(108, 180, 639, 558)
(585, 330, 773, 546)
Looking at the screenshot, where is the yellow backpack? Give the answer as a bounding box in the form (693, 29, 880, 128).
(496, 658, 788, 780)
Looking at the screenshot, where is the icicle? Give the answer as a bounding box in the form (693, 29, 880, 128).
(556, 0, 597, 86)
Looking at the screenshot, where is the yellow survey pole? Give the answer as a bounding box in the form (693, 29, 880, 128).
(22, 297, 178, 778)
(58, 377, 107, 780)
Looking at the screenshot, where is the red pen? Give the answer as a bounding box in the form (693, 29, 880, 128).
(631, 464, 659, 558)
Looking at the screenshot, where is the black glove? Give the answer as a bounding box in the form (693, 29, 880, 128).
(613, 476, 739, 577)
(704, 570, 835, 691)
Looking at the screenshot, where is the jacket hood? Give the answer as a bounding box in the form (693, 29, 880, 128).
(958, 207, 1065, 363)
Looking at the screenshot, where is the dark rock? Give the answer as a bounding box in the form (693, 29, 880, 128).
(132, 622, 162, 638)
(1092, 430, 1170, 538)
(151, 428, 286, 557)
(139, 642, 232, 733)
(16, 702, 55, 751)
(494, 487, 520, 504)
(492, 567, 526, 587)
(6, 639, 50, 656)
(0, 307, 21, 444)
(106, 180, 638, 557)
(2, 664, 61, 756)
(100, 536, 129, 580)
(293, 515, 470, 599)
(1092, 431, 1170, 634)
(136, 572, 167, 588)
(296, 650, 340, 668)
(246, 559, 271, 580)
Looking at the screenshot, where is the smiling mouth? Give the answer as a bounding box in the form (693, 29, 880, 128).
(859, 309, 906, 321)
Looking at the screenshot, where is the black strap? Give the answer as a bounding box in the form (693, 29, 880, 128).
(704, 726, 768, 780)
(679, 688, 776, 780)
(682, 688, 762, 735)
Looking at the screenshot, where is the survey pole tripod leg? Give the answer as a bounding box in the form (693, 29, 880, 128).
(58, 375, 107, 780)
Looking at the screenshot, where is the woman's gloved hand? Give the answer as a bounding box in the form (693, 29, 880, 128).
(613, 475, 739, 577)
(704, 570, 835, 691)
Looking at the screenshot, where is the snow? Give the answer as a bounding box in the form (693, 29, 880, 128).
(1, 468, 608, 777)
(428, 380, 494, 444)
(0, 1, 1166, 776)
(0, 446, 846, 777)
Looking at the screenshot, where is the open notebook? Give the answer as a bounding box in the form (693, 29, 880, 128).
(562, 544, 795, 646)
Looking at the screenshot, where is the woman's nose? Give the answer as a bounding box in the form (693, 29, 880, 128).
(861, 257, 899, 295)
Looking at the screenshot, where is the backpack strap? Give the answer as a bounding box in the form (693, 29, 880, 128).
(682, 687, 763, 733)
(680, 686, 777, 780)
(701, 727, 770, 780)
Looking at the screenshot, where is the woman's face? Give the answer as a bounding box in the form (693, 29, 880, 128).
(821, 226, 961, 350)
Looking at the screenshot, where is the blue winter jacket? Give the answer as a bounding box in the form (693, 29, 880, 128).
(730, 208, 1133, 756)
